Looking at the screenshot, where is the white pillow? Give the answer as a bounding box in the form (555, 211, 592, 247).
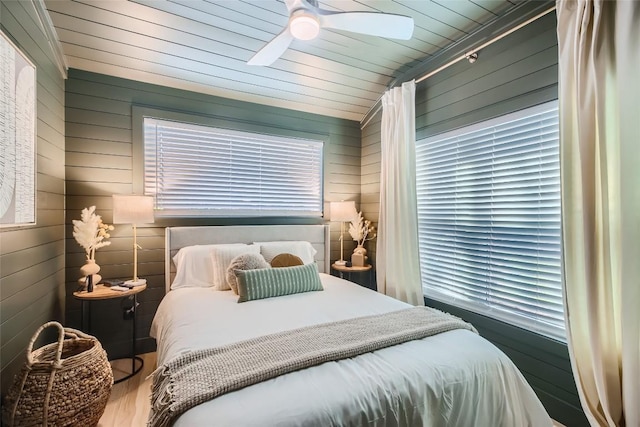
(226, 253, 271, 295)
(254, 241, 317, 265)
(211, 245, 261, 291)
(171, 244, 246, 290)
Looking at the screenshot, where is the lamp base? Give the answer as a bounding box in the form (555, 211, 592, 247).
(334, 260, 347, 266)
(124, 278, 147, 287)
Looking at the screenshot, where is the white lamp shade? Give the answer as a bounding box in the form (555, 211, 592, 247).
(330, 201, 357, 222)
(112, 195, 155, 224)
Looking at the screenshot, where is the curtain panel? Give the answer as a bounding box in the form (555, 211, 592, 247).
(557, 1, 640, 425)
(376, 80, 424, 306)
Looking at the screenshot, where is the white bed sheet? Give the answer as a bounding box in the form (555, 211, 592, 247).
(151, 274, 552, 427)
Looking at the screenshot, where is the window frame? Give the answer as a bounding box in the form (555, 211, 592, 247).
(132, 106, 327, 218)
(415, 100, 565, 342)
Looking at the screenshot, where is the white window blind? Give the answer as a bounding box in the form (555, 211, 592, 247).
(144, 118, 323, 217)
(415, 100, 564, 341)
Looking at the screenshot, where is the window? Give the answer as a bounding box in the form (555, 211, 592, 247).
(144, 118, 323, 217)
(415, 100, 564, 341)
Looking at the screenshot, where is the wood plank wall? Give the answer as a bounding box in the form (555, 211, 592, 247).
(64, 69, 361, 357)
(360, 12, 588, 427)
(0, 2, 66, 394)
(360, 111, 381, 270)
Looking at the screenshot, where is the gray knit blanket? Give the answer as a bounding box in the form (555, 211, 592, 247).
(148, 306, 477, 427)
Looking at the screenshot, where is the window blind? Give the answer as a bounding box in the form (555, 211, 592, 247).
(144, 118, 323, 217)
(415, 100, 564, 341)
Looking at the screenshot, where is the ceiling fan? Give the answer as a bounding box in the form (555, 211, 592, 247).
(247, 0, 415, 66)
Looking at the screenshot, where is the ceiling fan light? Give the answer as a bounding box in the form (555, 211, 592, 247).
(289, 14, 320, 40)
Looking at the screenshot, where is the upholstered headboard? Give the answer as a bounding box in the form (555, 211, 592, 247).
(164, 225, 330, 292)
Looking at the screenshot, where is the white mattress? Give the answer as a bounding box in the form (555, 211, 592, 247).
(151, 274, 552, 427)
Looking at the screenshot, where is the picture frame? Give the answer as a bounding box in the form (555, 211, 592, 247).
(1, 30, 37, 228)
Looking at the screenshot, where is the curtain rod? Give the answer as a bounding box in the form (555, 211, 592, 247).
(360, 5, 557, 130)
(416, 5, 556, 84)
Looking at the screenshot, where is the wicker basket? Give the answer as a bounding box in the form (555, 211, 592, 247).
(2, 321, 114, 427)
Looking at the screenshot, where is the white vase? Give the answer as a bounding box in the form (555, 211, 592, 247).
(351, 245, 368, 267)
(79, 259, 101, 292)
(353, 245, 367, 256)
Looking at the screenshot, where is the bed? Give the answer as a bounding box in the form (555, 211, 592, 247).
(150, 225, 552, 427)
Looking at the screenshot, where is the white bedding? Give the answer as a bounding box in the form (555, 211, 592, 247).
(151, 274, 552, 427)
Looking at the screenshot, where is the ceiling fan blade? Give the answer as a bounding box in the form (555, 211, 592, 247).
(318, 11, 414, 40)
(284, 0, 306, 13)
(247, 28, 294, 66)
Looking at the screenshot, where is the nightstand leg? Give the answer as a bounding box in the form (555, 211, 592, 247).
(113, 293, 144, 384)
(131, 293, 137, 374)
(80, 300, 91, 332)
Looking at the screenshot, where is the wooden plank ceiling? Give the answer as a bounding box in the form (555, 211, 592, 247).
(45, 0, 520, 122)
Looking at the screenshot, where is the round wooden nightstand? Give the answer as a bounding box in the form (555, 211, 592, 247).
(331, 263, 372, 273)
(331, 263, 374, 289)
(73, 283, 146, 301)
(73, 284, 146, 383)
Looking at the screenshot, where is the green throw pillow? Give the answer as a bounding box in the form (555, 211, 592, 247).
(236, 263, 323, 303)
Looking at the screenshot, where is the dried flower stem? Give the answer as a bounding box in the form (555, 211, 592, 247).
(348, 211, 377, 247)
(72, 206, 114, 260)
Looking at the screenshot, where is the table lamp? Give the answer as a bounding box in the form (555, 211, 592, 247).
(330, 201, 357, 266)
(112, 195, 154, 286)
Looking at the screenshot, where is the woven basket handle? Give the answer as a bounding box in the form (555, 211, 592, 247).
(62, 327, 95, 341)
(26, 321, 66, 367)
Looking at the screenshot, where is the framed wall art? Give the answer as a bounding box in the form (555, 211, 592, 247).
(1, 30, 36, 228)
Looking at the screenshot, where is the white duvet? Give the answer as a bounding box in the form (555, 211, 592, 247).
(151, 274, 552, 427)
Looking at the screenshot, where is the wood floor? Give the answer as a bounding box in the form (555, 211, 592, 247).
(99, 352, 156, 427)
(100, 352, 567, 427)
